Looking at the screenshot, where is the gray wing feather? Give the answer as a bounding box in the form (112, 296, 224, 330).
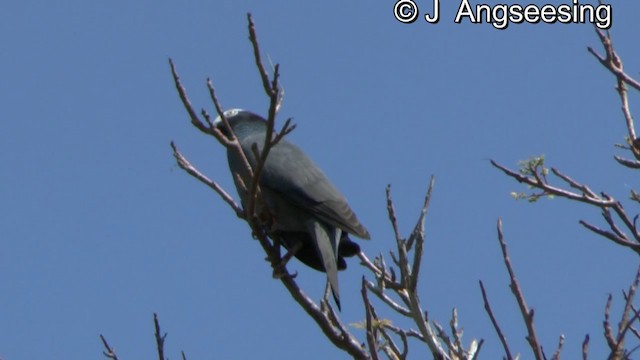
(252, 137, 370, 239)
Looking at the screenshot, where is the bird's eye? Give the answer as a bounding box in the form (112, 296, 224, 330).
(224, 109, 240, 118)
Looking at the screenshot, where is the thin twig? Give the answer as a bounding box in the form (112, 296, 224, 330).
(168, 59, 215, 137)
(449, 309, 464, 358)
(385, 185, 404, 244)
(551, 168, 598, 199)
(170, 142, 244, 219)
(551, 334, 565, 360)
(408, 176, 435, 292)
(578, 220, 640, 254)
(372, 256, 404, 292)
(364, 279, 412, 316)
(380, 320, 409, 360)
(604, 294, 617, 353)
(479, 280, 513, 360)
(362, 277, 380, 360)
(496, 219, 545, 360)
(154, 313, 167, 360)
(614, 156, 640, 169)
(582, 334, 590, 360)
(99, 334, 120, 360)
(611, 201, 640, 243)
(614, 266, 640, 356)
(247, 13, 275, 98)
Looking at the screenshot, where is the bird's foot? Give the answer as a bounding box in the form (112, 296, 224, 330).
(272, 266, 297, 279)
(271, 241, 302, 279)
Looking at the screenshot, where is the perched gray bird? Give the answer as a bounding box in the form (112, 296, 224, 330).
(213, 109, 370, 309)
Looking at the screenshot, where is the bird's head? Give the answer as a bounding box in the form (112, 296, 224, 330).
(213, 109, 267, 140)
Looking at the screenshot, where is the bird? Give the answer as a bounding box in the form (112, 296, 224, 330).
(213, 109, 370, 309)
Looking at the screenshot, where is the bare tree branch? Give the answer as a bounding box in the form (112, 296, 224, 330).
(99, 334, 120, 360)
(604, 294, 618, 354)
(355, 178, 479, 360)
(496, 219, 545, 360)
(154, 313, 167, 360)
(492, 156, 640, 256)
(378, 317, 409, 360)
(491, 159, 614, 207)
(363, 278, 412, 316)
(170, 141, 244, 219)
(578, 219, 640, 254)
(582, 334, 590, 360)
(385, 180, 453, 359)
(587, 28, 640, 92)
(168, 59, 217, 139)
(361, 277, 380, 360)
(491, 29, 640, 252)
(614, 155, 640, 169)
(479, 280, 513, 360)
(551, 334, 565, 360)
(600, 267, 640, 359)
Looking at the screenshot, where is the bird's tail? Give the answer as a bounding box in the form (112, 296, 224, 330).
(306, 220, 341, 310)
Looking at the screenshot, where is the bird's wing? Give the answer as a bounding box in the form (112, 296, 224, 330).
(257, 138, 370, 239)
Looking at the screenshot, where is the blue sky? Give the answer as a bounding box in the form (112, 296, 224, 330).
(1, 1, 639, 359)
